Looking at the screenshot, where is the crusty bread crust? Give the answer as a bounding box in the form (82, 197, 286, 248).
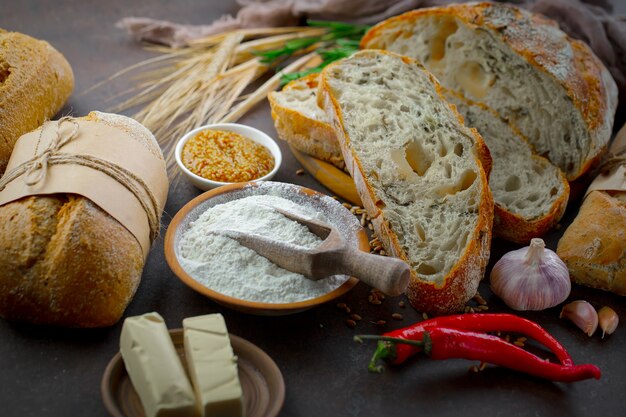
(557, 191, 626, 296)
(0, 29, 74, 173)
(0, 112, 165, 327)
(268, 74, 345, 169)
(319, 50, 494, 315)
(0, 195, 144, 327)
(361, 2, 618, 181)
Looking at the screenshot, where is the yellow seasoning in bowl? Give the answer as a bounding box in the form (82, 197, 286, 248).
(182, 130, 274, 182)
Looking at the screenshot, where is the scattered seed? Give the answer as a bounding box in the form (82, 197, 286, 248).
(369, 298, 382, 306)
(344, 307, 352, 314)
(422, 312, 429, 320)
(477, 305, 489, 311)
(379, 250, 386, 256)
(360, 215, 366, 226)
(392, 313, 404, 321)
(368, 223, 374, 230)
(351, 314, 362, 321)
(342, 202, 352, 209)
(479, 362, 488, 371)
(372, 289, 385, 300)
(372, 320, 387, 326)
(296, 168, 305, 175)
(373, 245, 383, 252)
(346, 319, 357, 328)
(514, 337, 527, 347)
(336, 303, 347, 310)
(474, 293, 487, 306)
(469, 365, 479, 373)
(398, 301, 406, 308)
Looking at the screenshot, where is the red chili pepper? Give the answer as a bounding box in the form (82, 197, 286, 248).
(358, 328, 600, 383)
(373, 314, 573, 367)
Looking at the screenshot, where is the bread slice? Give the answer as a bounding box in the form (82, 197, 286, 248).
(318, 50, 493, 314)
(268, 74, 344, 169)
(0, 29, 74, 173)
(361, 2, 618, 181)
(444, 90, 570, 243)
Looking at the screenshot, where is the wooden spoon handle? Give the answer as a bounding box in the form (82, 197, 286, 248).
(337, 248, 411, 296)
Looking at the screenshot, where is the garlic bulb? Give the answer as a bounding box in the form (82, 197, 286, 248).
(490, 238, 571, 311)
(560, 301, 598, 336)
(598, 306, 619, 338)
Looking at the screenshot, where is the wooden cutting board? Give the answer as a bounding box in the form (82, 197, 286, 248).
(288, 144, 362, 206)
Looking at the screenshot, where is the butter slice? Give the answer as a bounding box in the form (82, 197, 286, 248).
(120, 312, 197, 417)
(183, 314, 244, 417)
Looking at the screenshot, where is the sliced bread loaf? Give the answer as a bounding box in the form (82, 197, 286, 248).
(444, 90, 570, 243)
(361, 2, 618, 181)
(318, 50, 493, 314)
(268, 74, 344, 169)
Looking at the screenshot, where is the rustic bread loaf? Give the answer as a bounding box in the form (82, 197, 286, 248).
(268, 74, 344, 169)
(444, 90, 569, 243)
(361, 2, 618, 181)
(318, 50, 493, 314)
(557, 190, 626, 296)
(0, 112, 166, 327)
(0, 29, 74, 173)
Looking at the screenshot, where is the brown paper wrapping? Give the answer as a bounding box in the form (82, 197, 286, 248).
(585, 123, 626, 198)
(0, 115, 168, 258)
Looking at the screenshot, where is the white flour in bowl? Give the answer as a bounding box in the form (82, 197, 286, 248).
(178, 194, 350, 303)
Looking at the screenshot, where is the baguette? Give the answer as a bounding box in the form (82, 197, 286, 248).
(443, 90, 569, 243)
(557, 190, 626, 296)
(0, 29, 74, 173)
(268, 74, 344, 169)
(0, 112, 167, 327)
(361, 2, 618, 181)
(318, 50, 493, 314)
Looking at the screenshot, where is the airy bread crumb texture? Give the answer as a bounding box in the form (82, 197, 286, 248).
(320, 50, 493, 314)
(362, 2, 617, 180)
(444, 91, 569, 242)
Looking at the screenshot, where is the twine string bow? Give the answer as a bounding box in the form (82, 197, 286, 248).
(24, 116, 80, 186)
(0, 117, 161, 243)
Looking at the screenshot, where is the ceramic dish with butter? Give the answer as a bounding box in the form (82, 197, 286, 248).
(101, 329, 285, 417)
(164, 181, 367, 315)
(175, 123, 282, 191)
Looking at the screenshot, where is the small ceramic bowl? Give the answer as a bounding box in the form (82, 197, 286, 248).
(175, 123, 282, 191)
(164, 181, 367, 316)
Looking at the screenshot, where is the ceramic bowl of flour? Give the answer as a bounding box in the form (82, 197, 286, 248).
(164, 181, 368, 316)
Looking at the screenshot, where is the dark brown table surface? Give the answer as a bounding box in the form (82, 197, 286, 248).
(2, 1, 626, 416)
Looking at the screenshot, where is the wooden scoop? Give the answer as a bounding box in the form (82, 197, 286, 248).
(214, 208, 410, 296)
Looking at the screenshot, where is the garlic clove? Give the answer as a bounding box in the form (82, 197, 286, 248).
(490, 238, 571, 311)
(560, 300, 598, 337)
(598, 306, 619, 338)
